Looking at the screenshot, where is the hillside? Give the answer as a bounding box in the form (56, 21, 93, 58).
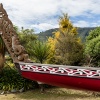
(77, 27, 95, 41)
(38, 27, 95, 42)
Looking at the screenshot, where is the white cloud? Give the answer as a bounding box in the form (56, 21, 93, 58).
(30, 23, 59, 33)
(0, 0, 100, 32)
(74, 20, 100, 28)
(91, 21, 100, 27)
(59, 0, 100, 16)
(74, 20, 90, 27)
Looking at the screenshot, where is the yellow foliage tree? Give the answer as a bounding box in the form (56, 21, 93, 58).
(47, 13, 83, 65)
(59, 14, 77, 36)
(46, 37, 56, 63)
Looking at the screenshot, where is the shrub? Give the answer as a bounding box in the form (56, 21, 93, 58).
(0, 66, 38, 91)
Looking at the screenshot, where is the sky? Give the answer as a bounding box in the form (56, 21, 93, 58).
(0, 0, 100, 33)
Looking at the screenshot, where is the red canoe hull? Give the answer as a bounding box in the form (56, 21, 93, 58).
(15, 62, 100, 92)
(21, 71, 100, 92)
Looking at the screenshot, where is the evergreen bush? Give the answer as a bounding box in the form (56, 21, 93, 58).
(0, 66, 38, 91)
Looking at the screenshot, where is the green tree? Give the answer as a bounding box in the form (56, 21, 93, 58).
(55, 32, 83, 65)
(85, 27, 100, 66)
(18, 27, 37, 47)
(14, 26, 37, 59)
(30, 40, 51, 63)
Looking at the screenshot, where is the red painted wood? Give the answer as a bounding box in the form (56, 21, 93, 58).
(21, 71, 100, 92)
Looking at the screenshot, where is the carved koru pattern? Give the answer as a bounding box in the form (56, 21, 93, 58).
(20, 64, 100, 79)
(0, 3, 31, 63)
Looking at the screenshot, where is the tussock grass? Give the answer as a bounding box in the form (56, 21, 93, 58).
(0, 88, 100, 100)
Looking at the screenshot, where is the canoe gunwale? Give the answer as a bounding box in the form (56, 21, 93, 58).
(16, 62, 100, 80)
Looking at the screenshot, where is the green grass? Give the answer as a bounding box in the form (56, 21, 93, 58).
(0, 88, 100, 100)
